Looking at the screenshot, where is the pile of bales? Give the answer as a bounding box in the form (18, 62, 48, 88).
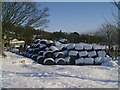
(22, 39, 112, 65)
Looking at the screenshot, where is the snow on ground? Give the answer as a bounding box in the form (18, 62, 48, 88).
(1, 51, 119, 88)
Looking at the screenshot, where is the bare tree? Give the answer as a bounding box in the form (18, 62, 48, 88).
(2, 2, 49, 56)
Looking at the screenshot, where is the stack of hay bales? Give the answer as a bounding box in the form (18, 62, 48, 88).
(22, 39, 112, 65)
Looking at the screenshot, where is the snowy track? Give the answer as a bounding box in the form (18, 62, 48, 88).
(1, 52, 119, 88)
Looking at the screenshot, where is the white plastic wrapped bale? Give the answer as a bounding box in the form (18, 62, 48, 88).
(55, 58, 66, 65)
(54, 52, 65, 58)
(64, 57, 70, 64)
(84, 44, 92, 50)
(92, 44, 101, 50)
(46, 40, 54, 47)
(67, 43, 75, 50)
(75, 58, 84, 65)
(43, 58, 55, 65)
(43, 51, 54, 58)
(38, 51, 44, 55)
(79, 51, 88, 58)
(31, 54, 38, 61)
(88, 51, 97, 58)
(97, 51, 106, 57)
(37, 56, 44, 64)
(69, 50, 78, 56)
(56, 44, 64, 51)
(84, 58, 94, 64)
(49, 46, 59, 52)
(75, 44, 83, 50)
(54, 41, 61, 46)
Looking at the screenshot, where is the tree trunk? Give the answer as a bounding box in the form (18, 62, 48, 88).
(2, 39, 7, 57)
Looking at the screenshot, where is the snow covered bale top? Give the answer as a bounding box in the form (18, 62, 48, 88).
(69, 50, 78, 56)
(39, 44, 46, 49)
(88, 51, 97, 57)
(83, 44, 92, 50)
(75, 44, 83, 50)
(97, 51, 106, 57)
(67, 43, 75, 50)
(59, 38, 68, 44)
(92, 44, 101, 50)
(49, 46, 59, 52)
(79, 51, 88, 57)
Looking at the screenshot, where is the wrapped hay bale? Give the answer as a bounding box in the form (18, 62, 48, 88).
(75, 44, 83, 51)
(84, 44, 93, 51)
(84, 58, 94, 64)
(40, 39, 48, 44)
(101, 60, 118, 67)
(27, 53, 33, 58)
(75, 58, 84, 65)
(67, 43, 75, 50)
(69, 50, 79, 65)
(38, 51, 44, 55)
(88, 51, 97, 58)
(37, 56, 44, 64)
(43, 58, 55, 65)
(79, 51, 88, 58)
(56, 44, 65, 51)
(43, 51, 55, 58)
(55, 58, 66, 65)
(33, 39, 40, 44)
(92, 44, 101, 51)
(49, 46, 59, 52)
(94, 57, 102, 64)
(33, 48, 40, 54)
(59, 38, 68, 44)
(46, 40, 54, 47)
(31, 54, 38, 61)
(54, 52, 65, 58)
(64, 57, 70, 64)
(97, 51, 106, 57)
(39, 44, 46, 50)
(62, 50, 69, 57)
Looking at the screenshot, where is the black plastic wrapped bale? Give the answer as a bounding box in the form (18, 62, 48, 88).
(24, 52, 29, 57)
(33, 39, 40, 44)
(33, 48, 40, 54)
(75, 44, 83, 51)
(39, 44, 46, 50)
(43, 51, 55, 58)
(40, 40, 48, 44)
(27, 54, 33, 58)
(55, 58, 66, 65)
(54, 52, 65, 58)
(69, 50, 79, 65)
(37, 56, 44, 64)
(67, 43, 75, 50)
(38, 51, 44, 55)
(49, 46, 59, 52)
(79, 51, 88, 58)
(43, 58, 55, 65)
(31, 54, 38, 61)
(46, 40, 54, 47)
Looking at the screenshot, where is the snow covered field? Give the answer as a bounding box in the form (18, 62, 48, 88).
(1, 51, 119, 88)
